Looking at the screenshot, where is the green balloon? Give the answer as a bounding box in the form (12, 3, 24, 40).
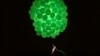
(29, 0, 68, 39)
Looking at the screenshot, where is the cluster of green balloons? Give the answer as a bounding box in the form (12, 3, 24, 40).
(29, 0, 68, 39)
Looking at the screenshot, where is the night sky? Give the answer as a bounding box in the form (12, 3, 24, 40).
(2, 0, 100, 56)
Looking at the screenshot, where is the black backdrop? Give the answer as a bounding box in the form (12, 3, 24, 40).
(2, 0, 100, 56)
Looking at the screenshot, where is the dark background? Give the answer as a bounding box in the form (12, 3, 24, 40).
(2, 0, 100, 56)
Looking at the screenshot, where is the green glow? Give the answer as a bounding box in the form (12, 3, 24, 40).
(29, 0, 68, 39)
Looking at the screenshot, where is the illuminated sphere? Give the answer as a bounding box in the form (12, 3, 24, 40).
(29, 0, 68, 39)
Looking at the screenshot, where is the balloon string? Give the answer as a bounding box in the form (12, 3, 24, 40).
(56, 49, 67, 56)
(51, 44, 67, 56)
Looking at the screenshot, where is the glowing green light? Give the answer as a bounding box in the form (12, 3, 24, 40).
(29, 0, 68, 39)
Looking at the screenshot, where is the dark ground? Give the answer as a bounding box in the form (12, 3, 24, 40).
(2, 0, 100, 56)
